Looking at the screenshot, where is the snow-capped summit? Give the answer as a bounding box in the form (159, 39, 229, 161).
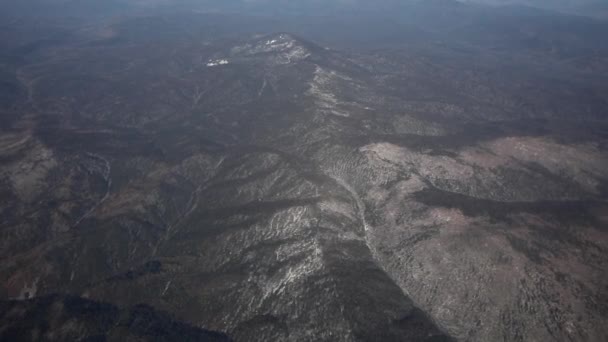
(231, 33, 312, 64)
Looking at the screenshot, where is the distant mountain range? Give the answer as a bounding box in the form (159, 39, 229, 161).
(464, 0, 608, 16)
(2, 0, 607, 20)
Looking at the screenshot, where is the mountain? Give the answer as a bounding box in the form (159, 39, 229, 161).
(1, 2, 607, 342)
(0, 25, 454, 341)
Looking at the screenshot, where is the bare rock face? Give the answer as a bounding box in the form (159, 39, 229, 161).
(1, 3, 608, 342)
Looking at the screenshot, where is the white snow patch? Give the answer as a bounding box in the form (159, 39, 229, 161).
(162, 280, 172, 296)
(206, 59, 229, 67)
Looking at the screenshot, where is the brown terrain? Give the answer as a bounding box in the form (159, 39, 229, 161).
(0, 1, 607, 341)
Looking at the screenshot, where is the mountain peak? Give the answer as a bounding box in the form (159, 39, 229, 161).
(229, 33, 318, 64)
